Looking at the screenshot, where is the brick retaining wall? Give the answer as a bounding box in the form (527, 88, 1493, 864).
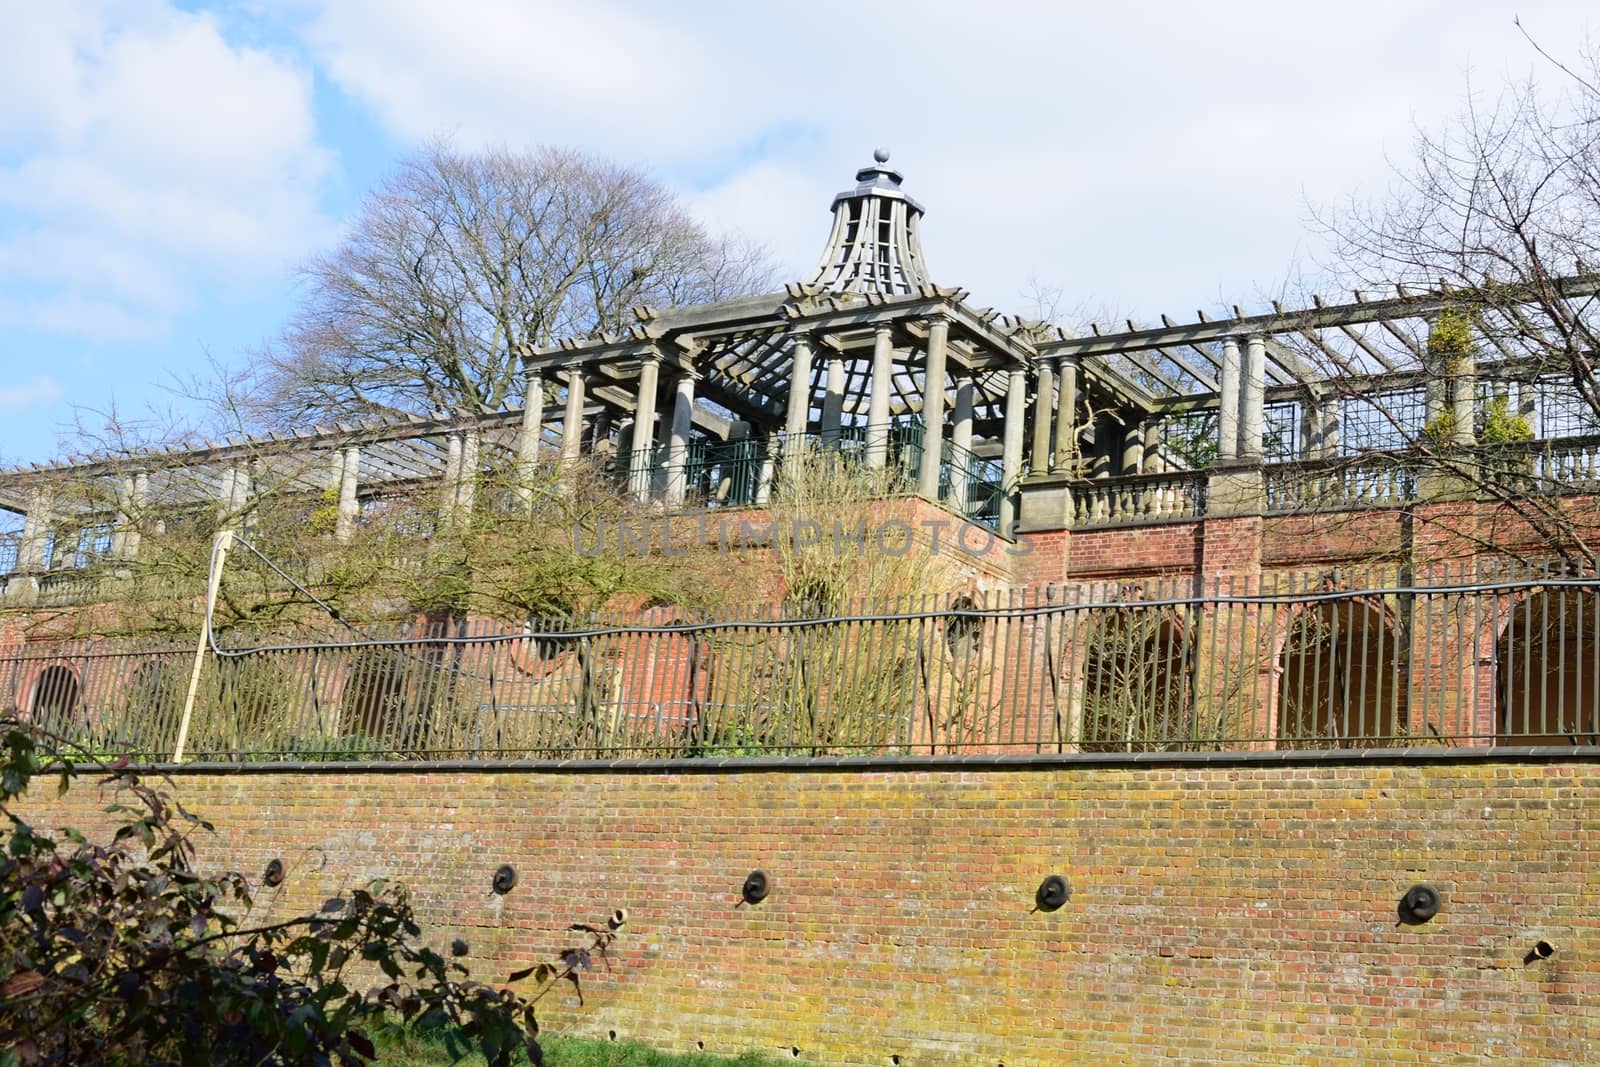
(19, 755, 1600, 1064)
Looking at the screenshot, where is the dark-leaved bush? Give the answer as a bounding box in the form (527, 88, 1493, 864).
(0, 718, 617, 1067)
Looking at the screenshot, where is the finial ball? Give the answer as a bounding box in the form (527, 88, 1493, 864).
(872, 147, 890, 164)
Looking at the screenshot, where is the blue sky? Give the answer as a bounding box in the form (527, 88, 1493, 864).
(1, 0, 1595, 466)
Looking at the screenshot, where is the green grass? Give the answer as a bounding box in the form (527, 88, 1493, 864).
(375, 1030, 789, 1066)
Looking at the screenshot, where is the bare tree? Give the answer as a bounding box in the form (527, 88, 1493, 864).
(1293, 32, 1600, 566)
(256, 142, 774, 424)
(1315, 33, 1600, 410)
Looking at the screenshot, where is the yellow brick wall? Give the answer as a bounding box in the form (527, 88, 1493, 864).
(19, 759, 1600, 1065)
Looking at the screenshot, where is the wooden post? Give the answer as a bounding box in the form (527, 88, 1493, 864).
(173, 528, 233, 762)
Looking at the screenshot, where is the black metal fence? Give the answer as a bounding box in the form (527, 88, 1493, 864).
(6, 563, 1600, 763)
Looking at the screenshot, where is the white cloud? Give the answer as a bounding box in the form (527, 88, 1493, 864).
(0, 1, 335, 339)
(297, 0, 1598, 322)
(0, 377, 65, 413)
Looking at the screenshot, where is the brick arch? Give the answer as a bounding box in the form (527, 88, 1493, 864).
(1274, 595, 1405, 748)
(1495, 586, 1600, 744)
(1077, 603, 1194, 751)
(28, 663, 81, 735)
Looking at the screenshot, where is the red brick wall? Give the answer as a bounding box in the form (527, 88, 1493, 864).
(1263, 509, 1408, 566)
(20, 757, 1600, 1065)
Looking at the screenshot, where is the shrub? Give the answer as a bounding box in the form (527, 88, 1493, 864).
(0, 718, 618, 1066)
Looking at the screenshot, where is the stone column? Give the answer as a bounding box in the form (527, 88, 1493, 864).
(515, 370, 543, 502)
(111, 472, 148, 560)
(126, 472, 148, 560)
(219, 466, 250, 529)
(1320, 394, 1342, 457)
(1000, 367, 1027, 534)
(457, 430, 479, 514)
(785, 335, 813, 442)
(439, 433, 464, 521)
(865, 325, 893, 469)
(665, 369, 695, 506)
(630, 357, 661, 500)
(1089, 417, 1112, 479)
(1054, 356, 1079, 471)
(1451, 351, 1477, 446)
(916, 315, 950, 501)
(561, 368, 586, 463)
(1299, 396, 1321, 459)
(18, 488, 52, 571)
(335, 447, 360, 543)
(1218, 337, 1241, 461)
(1239, 335, 1266, 461)
(1030, 360, 1055, 474)
(1143, 419, 1164, 473)
(782, 335, 814, 483)
(950, 375, 975, 516)
(755, 433, 777, 505)
(821, 353, 846, 447)
(1120, 420, 1144, 475)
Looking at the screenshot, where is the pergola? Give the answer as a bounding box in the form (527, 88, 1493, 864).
(4, 150, 1599, 577)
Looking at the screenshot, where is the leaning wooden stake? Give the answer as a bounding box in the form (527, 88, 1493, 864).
(173, 528, 233, 762)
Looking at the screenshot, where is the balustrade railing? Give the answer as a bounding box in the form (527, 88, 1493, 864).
(1069, 471, 1207, 527)
(1264, 457, 1419, 513)
(1494, 435, 1600, 493)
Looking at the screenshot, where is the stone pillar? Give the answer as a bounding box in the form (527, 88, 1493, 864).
(1089, 417, 1112, 479)
(1240, 335, 1266, 461)
(1121, 420, 1144, 475)
(458, 430, 479, 514)
(755, 433, 777, 505)
(916, 315, 950, 501)
(561, 368, 586, 462)
(1451, 351, 1477, 446)
(865, 325, 893, 469)
(18, 489, 51, 571)
(665, 370, 695, 506)
(1030, 360, 1055, 474)
(1000, 367, 1027, 534)
(111, 472, 148, 561)
(821, 353, 846, 447)
(785, 335, 813, 442)
(439, 433, 464, 521)
(1218, 337, 1241, 461)
(630, 357, 661, 500)
(950, 375, 975, 516)
(1054, 356, 1079, 471)
(1299, 396, 1321, 459)
(782, 335, 814, 485)
(335, 447, 360, 543)
(1320, 394, 1342, 458)
(1142, 419, 1164, 473)
(126, 472, 148, 560)
(219, 466, 250, 528)
(515, 370, 543, 502)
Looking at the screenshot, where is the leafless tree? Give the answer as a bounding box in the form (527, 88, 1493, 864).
(1294, 31, 1600, 567)
(255, 142, 774, 424)
(1314, 31, 1599, 410)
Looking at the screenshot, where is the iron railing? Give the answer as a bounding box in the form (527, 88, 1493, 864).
(8, 562, 1600, 762)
